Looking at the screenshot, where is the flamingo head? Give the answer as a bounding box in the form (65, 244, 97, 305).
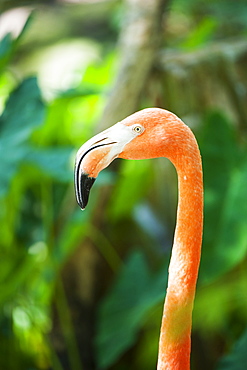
(74, 108, 185, 209)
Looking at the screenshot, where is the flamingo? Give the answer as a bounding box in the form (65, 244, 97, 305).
(74, 108, 203, 369)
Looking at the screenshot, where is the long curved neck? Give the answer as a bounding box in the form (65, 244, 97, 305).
(157, 132, 203, 370)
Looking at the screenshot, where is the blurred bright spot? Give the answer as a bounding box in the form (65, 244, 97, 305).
(13, 307, 31, 330)
(34, 40, 100, 98)
(0, 7, 32, 38)
(28, 241, 48, 262)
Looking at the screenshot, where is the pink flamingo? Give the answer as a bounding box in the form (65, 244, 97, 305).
(74, 108, 203, 369)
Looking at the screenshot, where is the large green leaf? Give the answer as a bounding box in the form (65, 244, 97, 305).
(0, 77, 45, 139)
(215, 158, 247, 269)
(26, 147, 73, 182)
(0, 77, 46, 195)
(198, 111, 247, 283)
(96, 251, 167, 368)
(217, 328, 247, 370)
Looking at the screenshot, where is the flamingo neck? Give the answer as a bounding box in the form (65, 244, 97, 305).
(157, 140, 203, 370)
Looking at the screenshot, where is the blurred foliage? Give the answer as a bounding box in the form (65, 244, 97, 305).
(217, 328, 247, 370)
(96, 252, 168, 368)
(1, 0, 247, 370)
(199, 112, 247, 282)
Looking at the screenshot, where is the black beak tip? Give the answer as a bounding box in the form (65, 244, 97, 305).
(75, 173, 96, 210)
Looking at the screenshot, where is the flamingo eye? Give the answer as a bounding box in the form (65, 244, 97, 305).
(132, 125, 144, 134)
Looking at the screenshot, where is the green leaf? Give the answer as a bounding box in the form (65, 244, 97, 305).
(215, 159, 247, 268)
(96, 251, 167, 368)
(56, 84, 101, 99)
(26, 147, 73, 182)
(0, 13, 33, 73)
(0, 77, 46, 195)
(0, 77, 45, 139)
(0, 33, 13, 71)
(198, 111, 247, 283)
(15, 12, 34, 43)
(217, 329, 247, 370)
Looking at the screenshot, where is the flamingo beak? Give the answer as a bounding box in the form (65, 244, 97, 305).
(74, 123, 135, 209)
(75, 173, 96, 210)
